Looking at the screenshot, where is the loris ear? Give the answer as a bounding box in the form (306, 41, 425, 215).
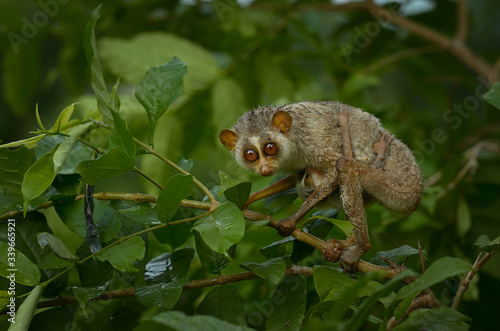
(219, 129, 239, 151)
(271, 111, 293, 135)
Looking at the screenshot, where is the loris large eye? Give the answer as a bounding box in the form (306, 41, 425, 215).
(244, 149, 259, 162)
(263, 143, 278, 156)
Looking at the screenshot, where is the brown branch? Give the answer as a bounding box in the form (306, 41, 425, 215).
(455, 0, 468, 42)
(249, 1, 499, 85)
(451, 247, 499, 310)
(30, 266, 313, 311)
(242, 209, 400, 279)
(0, 192, 212, 220)
(362, 45, 439, 76)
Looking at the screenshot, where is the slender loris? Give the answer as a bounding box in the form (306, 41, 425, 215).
(219, 101, 424, 273)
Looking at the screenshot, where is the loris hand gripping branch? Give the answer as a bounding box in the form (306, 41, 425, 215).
(219, 101, 424, 273)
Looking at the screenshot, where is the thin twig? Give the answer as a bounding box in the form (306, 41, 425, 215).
(134, 166, 164, 190)
(418, 240, 426, 273)
(451, 247, 498, 310)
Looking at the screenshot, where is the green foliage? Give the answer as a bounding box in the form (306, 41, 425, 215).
(240, 257, 287, 298)
(197, 284, 247, 325)
(135, 57, 187, 145)
(0, 1, 499, 330)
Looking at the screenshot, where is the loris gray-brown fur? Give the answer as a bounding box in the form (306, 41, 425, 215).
(219, 101, 424, 273)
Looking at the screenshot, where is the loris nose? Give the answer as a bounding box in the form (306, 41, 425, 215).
(259, 164, 275, 177)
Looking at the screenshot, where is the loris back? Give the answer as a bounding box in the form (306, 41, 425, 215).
(224, 101, 423, 184)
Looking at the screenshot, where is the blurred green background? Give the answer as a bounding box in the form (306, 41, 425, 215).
(1, 0, 499, 329)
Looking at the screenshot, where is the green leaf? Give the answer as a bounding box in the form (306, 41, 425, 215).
(144, 248, 194, 284)
(393, 307, 471, 331)
(260, 237, 295, 259)
(176, 157, 194, 172)
(135, 310, 252, 331)
(37, 232, 78, 262)
(119, 204, 162, 226)
(35, 104, 46, 131)
(0, 135, 45, 149)
(102, 298, 141, 331)
(266, 275, 307, 331)
(96, 236, 145, 272)
(194, 231, 235, 274)
(328, 273, 381, 322)
(0, 146, 34, 194)
(263, 188, 298, 213)
(347, 271, 411, 330)
(245, 219, 272, 231)
(312, 216, 353, 236)
(395, 257, 472, 318)
(135, 57, 187, 144)
(135, 279, 185, 310)
(37, 253, 75, 269)
(21, 146, 57, 215)
(473, 234, 500, 252)
(370, 245, 422, 266)
(76, 242, 113, 287)
(54, 199, 120, 242)
(50, 103, 75, 133)
(157, 174, 194, 223)
(219, 172, 251, 209)
(192, 202, 245, 256)
(52, 122, 93, 173)
(73, 285, 108, 316)
(240, 257, 286, 298)
(83, 5, 112, 124)
(99, 32, 219, 87)
(0, 213, 67, 296)
(197, 284, 247, 326)
(8, 285, 44, 331)
(76, 148, 135, 185)
(313, 265, 352, 301)
(109, 85, 136, 158)
(0, 241, 41, 286)
(483, 81, 500, 110)
(291, 210, 336, 263)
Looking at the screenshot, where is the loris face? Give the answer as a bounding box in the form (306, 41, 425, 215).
(219, 110, 293, 177)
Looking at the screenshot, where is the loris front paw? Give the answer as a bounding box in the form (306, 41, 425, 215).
(276, 217, 297, 237)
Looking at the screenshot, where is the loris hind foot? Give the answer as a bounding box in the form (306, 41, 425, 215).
(322, 234, 368, 274)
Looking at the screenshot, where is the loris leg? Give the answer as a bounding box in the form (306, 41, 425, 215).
(244, 175, 296, 208)
(276, 110, 353, 236)
(276, 168, 339, 236)
(322, 132, 392, 267)
(322, 156, 423, 273)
